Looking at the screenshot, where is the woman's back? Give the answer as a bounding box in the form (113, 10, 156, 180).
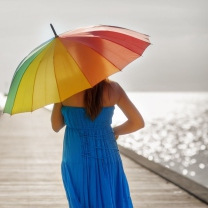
(61, 105, 114, 129)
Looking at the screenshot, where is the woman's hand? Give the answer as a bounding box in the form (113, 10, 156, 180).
(112, 127, 119, 140)
(114, 134, 119, 140)
(51, 103, 65, 132)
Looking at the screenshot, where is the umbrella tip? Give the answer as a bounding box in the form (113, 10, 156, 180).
(50, 24, 58, 38)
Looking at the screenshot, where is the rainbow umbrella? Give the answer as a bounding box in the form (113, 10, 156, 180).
(4, 24, 150, 115)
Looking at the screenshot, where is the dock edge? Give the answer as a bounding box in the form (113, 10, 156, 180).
(118, 145, 208, 205)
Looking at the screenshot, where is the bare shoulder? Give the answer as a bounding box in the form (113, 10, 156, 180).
(109, 80, 124, 99)
(108, 80, 134, 109)
(102, 80, 122, 106)
(107, 80, 124, 95)
(108, 80, 119, 87)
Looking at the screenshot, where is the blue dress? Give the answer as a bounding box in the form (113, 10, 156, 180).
(61, 106, 133, 208)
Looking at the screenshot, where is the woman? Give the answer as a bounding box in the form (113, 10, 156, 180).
(51, 79, 144, 208)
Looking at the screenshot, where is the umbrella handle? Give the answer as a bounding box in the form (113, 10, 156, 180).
(50, 24, 58, 37)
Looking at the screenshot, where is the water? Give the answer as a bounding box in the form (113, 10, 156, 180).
(115, 92, 208, 188)
(1, 92, 208, 188)
(0, 93, 6, 113)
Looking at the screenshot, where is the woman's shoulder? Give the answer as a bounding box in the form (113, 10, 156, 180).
(108, 80, 126, 97)
(103, 80, 125, 105)
(107, 80, 123, 92)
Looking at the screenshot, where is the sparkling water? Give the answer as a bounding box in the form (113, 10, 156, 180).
(115, 92, 208, 188)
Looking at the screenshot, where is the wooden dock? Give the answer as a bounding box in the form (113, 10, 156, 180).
(0, 109, 207, 208)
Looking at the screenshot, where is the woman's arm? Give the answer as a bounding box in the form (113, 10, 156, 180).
(113, 84, 145, 137)
(51, 103, 65, 132)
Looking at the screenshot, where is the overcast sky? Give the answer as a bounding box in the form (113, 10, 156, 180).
(0, 0, 207, 92)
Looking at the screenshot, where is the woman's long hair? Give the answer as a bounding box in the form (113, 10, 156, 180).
(84, 79, 109, 120)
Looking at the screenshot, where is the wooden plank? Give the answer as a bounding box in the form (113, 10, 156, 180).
(0, 109, 207, 208)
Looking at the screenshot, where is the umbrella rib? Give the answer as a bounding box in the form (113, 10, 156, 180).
(61, 38, 134, 72)
(85, 41, 122, 71)
(61, 25, 150, 42)
(31, 41, 55, 111)
(77, 36, 149, 69)
(53, 64, 61, 102)
(58, 40, 93, 86)
(61, 41, 123, 88)
(94, 35, 146, 56)
(70, 53, 93, 85)
(31, 56, 45, 112)
(11, 38, 54, 83)
(64, 31, 149, 56)
(7, 41, 52, 114)
(52, 45, 61, 102)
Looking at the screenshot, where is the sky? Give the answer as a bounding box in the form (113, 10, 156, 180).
(0, 0, 208, 92)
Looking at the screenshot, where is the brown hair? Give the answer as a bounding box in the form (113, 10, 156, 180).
(84, 79, 109, 120)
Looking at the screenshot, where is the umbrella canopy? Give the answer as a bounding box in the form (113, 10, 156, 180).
(4, 24, 150, 115)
